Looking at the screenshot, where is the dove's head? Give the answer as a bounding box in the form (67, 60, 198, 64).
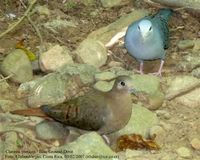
(111, 75, 137, 94)
(137, 19, 153, 39)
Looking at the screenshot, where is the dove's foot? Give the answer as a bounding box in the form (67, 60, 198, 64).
(149, 71, 162, 77)
(102, 135, 110, 145)
(136, 70, 144, 74)
(149, 60, 164, 77)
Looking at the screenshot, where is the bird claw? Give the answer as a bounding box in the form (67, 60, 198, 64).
(135, 70, 144, 75)
(102, 135, 110, 145)
(149, 72, 162, 77)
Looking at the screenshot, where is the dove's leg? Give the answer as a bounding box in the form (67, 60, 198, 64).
(151, 60, 164, 76)
(102, 135, 110, 145)
(136, 61, 144, 74)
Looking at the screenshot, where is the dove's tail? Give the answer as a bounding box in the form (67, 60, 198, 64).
(155, 8, 173, 21)
(10, 107, 51, 120)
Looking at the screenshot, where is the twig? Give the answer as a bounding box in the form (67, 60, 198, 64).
(0, 74, 13, 82)
(19, 0, 27, 9)
(0, 0, 37, 39)
(166, 81, 200, 100)
(26, 15, 43, 45)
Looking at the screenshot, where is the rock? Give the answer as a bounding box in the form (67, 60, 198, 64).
(82, 0, 96, 6)
(108, 61, 124, 68)
(176, 147, 191, 158)
(177, 39, 194, 50)
(35, 5, 50, 16)
(192, 67, 200, 78)
(110, 104, 158, 139)
(87, 9, 148, 44)
(2, 132, 18, 158)
(39, 45, 74, 72)
(101, 0, 122, 8)
(0, 99, 26, 112)
(175, 87, 200, 107)
(65, 129, 81, 143)
(130, 75, 161, 94)
(145, 91, 165, 110)
(176, 54, 200, 72)
(190, 138, 200, 150)
(95, 71, 116, 81)
(93, 80, 114, 92)
(156, 110, 171, 120)
(0, 49, 33, 83)
(76, 39, 107, 68)
(36, 121, 69, 140)
(33, 132, 117, 160)
(0, 80, 9, 95)
(124, 149, 144, 158)
(31, 60, 40, 72)
(166, 76, 199, 99)
(17, 64, 97, 107)
(193, 39, 200, 52)
(149, 125, 166, 147)
(150, 0, 200, 12)
(43, 18, 77, 34)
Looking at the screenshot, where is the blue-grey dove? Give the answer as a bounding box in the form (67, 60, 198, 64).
(125, 9, 173, 76)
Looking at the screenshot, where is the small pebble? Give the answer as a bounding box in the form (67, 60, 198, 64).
(176, 147, 191, 158)
(190, 138, 200, 150)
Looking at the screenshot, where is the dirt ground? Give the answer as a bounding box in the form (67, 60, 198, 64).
(0, 0, 200, 159)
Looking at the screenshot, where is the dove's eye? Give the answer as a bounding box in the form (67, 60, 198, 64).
(149, 26, 152, 31)
(138, 25, 140, 30)
(120, 81, 126, 86)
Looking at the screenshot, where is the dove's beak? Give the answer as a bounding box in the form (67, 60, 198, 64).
(128, 88, 138, 95)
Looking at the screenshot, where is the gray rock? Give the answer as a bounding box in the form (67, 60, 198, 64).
(87, 9, 148, 44)
(176, 147, 191, 158)
(191, 67, 200, 78)
(130, 74, 161, 94)
(176, 54, 200, 72)
(0, 49, 33, 83)
(177, 39, 194, 50)
(101, 0, 122, 8)
(36, 121, 69, 140)
(30, 132, 117, 160)
(43, 18, 77, 34)
(76, 39, 107, 68)
(150, 0, 200, 12)
(95, 71, 116, 81)
(166, 76, 200, 107)
(17, 64, 97, 107)
(93, 80, 114, 92)
(110, 104, 158, 139)
(39, 45, 74, 72)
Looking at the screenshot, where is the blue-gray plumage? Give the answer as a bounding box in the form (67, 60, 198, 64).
(125, 9, 173, 76)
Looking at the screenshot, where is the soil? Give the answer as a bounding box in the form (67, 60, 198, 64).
(0, 0, 200, 159)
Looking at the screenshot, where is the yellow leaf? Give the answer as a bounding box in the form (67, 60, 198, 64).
(15, 39, 37, 61)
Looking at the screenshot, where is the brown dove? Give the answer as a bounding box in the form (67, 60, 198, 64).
(11, 76, 135, 135)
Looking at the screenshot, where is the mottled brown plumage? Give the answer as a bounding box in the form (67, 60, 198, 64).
(11, 76, 134, 135)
